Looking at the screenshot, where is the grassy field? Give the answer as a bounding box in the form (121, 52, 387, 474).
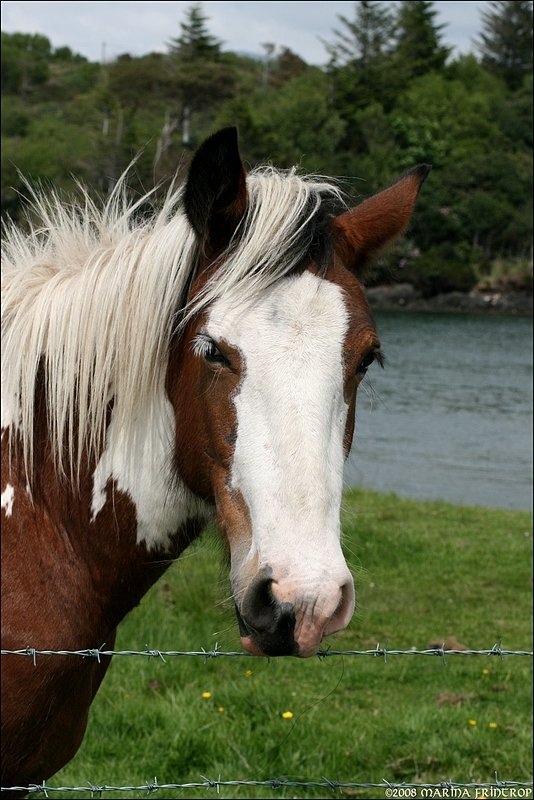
(47, 488, 533, 798)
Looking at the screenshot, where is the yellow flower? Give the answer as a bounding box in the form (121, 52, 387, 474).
(201, 691, 212, 699)
(468, 719, 477, 727)
(281, 711, 294, 719)
(244, 669, 253, 677)
(482, 668, 490, 676)
(218, 706, 225, 713)
(488, 722, 497, 729)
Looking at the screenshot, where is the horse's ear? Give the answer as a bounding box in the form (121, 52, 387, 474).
(333, 165, 431, 274)
(184, 127, 248, 256)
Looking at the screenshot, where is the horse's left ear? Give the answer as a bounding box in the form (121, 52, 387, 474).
(184, 127, 248, 257)
(332, 165, 431, 274)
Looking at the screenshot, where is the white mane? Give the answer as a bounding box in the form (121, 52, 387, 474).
(1, 165, 344, 481)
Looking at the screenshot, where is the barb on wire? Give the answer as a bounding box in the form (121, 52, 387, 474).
(2, 643, 531, 661)
(2, 777, 533, 795)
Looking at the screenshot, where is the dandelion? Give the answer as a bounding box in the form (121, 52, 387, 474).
(201, 691, 212, 699)
(218, 707, 225, 713)
(244, 669, 253, 677)
(488, 722, 497, 729)
(281, 711, 294, 719)
(468, 719, 477, 727)
(482, 668, 490, 677)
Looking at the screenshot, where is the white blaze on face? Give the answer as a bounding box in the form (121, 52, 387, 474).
(207, 271, 355, 652)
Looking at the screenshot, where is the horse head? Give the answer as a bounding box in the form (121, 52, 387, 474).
(167, 128, 429, 658)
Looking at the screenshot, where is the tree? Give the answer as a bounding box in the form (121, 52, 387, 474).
(384, 65, 531, 289)
(326, 0, 395, 68)
(324, 0, 398, 147)
(1, 32, 51, 94)
(164, 3, 235, 152)
(261, 42, 276, 90)
(393, 0, 450, 80)
(215, 69, 345, 171)
(269, 47, 308, 89)
(168, 2, 222, 61)
(476, 0, 533, 90)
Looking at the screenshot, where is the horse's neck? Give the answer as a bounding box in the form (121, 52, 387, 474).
(70, 393, 210, 631)
(90, 390, 210, 552)
(2, 389, 210, 642)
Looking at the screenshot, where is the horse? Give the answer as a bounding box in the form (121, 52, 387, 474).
(1, 127, 429, 790)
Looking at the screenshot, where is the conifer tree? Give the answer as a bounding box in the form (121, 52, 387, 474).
(168, 3, 222, 61)
(326, 0, 396, 67)
(325, 1, 397, 114)
(393, 0, 450, 79)
(161, 3, 232, 157)
(476, 0, 533, 90)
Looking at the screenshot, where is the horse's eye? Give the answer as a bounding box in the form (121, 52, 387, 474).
(358, 349, 382, 375)
(193, 334, 229, 367)
(204, 341, 227, 366)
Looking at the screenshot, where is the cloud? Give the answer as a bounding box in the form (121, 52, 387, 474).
(1, 0, 486, 64)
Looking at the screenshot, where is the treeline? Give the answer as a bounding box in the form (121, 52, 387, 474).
(1, 0, 532, 294)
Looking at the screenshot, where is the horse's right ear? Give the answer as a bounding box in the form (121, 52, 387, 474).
(184, 127, 248, 257)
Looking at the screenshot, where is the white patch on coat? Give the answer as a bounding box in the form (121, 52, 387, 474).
(206, 271, 354, 646)
(91, 386, 210, 550)
(1, 483, 15, 517)
(1, 372, 21, 434)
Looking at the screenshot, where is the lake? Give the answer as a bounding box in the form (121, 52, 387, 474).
(345, 311, 533, 511)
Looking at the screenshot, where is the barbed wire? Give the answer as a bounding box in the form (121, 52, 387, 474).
(1, 641, 532, 665)
(2, 775, 533, 796)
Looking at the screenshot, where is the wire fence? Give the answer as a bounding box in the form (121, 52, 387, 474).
(3, 644, 532, 796)
(1, 641, 532, 664)
(2, 775, 534, 796)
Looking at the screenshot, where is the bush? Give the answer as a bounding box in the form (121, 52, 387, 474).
(402, 242, 478, 296)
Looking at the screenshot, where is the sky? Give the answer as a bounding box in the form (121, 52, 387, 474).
(1, 1, 488, 65)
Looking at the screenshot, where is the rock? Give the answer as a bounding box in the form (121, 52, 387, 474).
(365, 283, 421, 309)
(365, 283, 532, 315)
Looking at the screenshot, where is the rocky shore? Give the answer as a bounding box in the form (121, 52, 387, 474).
(365, 282, 533, 315)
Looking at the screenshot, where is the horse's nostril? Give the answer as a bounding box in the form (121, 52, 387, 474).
(246, 573, 277, 632)
(237, 567, 298, 656)
(324, 578, 355, 637)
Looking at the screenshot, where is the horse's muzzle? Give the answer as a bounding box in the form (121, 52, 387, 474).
(235, 566, 354, 658)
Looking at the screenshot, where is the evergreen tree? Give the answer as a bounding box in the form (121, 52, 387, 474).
(168, 2, 222, 61)
(476, 0, 533, 90)
(325, 1, 397, 120)
(326, 0, 395, 68)
(270, 48, 308, 88)
(393, 0, 450, 80)
(164, 3, 234, 155)
(1, 32, 52, 94)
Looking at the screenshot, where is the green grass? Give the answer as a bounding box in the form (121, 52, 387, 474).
(49, 489, 532, 798)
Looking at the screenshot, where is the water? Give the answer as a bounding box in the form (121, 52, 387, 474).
(345, 311, 533, 511)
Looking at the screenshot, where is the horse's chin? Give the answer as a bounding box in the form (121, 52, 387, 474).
(240, 635, 269, 657)
(239, 634, 319, 659)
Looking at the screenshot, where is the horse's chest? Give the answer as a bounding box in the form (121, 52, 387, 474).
(1, 647, 113, 785)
